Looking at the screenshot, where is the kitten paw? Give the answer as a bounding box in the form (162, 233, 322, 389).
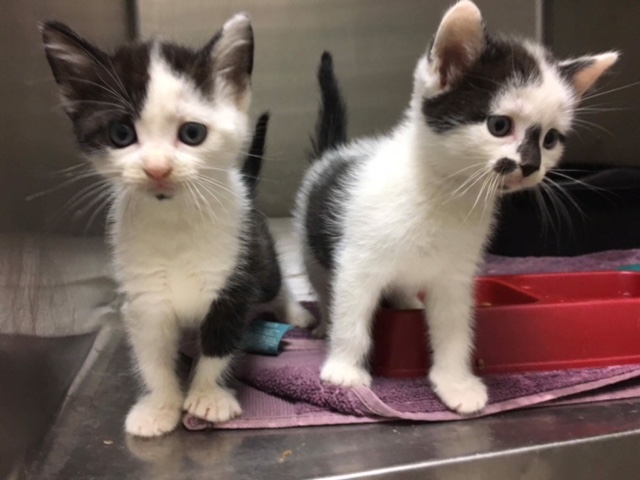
(184, 388, 242, 423)
(321, 359, 372, 387)
(429, 370, 488, 415)
(311, 322, 327, 339)
(286, 303, 316, 329)
(125, 394, 182, 437)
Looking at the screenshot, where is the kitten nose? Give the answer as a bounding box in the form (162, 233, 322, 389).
(143, 166, 173, 181)
(520, 163, 539, 178)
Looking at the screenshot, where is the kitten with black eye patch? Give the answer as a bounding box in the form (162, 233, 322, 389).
(41, 14, 314, 437)
(295, 0, 618, 414)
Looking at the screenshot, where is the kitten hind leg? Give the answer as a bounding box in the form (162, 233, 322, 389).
(425, 277, 488, 415)
(124, 301, 183, 438)
(320, 257, 387, 387)
(269, 281, 315, 329)
(304, 251, 331, 338)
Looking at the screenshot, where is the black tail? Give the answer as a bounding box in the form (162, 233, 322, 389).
(311, 51, 348, 160)
(242, 111, 270, 198)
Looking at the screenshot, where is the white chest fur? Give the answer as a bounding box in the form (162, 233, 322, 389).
(342, 136, 496, 290)
(109, 190, 243, 325)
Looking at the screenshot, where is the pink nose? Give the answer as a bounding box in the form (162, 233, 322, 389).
(143, 166, 173, 181)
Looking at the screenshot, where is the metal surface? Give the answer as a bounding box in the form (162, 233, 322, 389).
(0, 333, 96, 480)
(21, 322, 640, 480)
(138, 0, 538, 216)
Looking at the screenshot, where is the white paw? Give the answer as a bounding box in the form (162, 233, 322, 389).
(286, 303, 316, 329)
(320, 359, 372, 387)
(429, 370, 488, 415)
(184, 388, 242, 423)
(125, 394, 182, 437)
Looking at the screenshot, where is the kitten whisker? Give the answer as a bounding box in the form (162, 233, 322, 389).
(84, 187, 116, 234)
(571, 118, 615, 136)
(441, 167, 490, 203)
(195, 175, 247, 203)
(26, 170, 115, 201)
(549, 171, 617, 198)
(192, 180, 231, 219)
(581, 80, 640, 102)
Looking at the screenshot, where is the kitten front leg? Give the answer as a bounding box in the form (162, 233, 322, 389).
(184, 355, 241, 424)
(124, 301, 183, 437)
(320, 260, 387, 387)
(184, 284, 250, 423)
(425, 277, 488, 414)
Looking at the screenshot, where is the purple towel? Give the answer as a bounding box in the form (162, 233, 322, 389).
(183, 249, 640, 430)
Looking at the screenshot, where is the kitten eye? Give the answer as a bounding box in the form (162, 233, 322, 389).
(487, 116, 513, 137)
(178, 122, 208, 146)
(543, 129, 560, 149)
(108, 120, 137, 148)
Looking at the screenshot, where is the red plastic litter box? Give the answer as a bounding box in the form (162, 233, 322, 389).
(370, 271, 640, 377)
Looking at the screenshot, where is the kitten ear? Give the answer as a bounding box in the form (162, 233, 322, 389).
(209, 13, 254, 111)
(430, 0, 485, 88)
(40, 21, 108, 111)
(559, 52, 619, 98)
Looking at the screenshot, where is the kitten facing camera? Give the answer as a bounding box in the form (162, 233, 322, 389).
(41, 14, 314, 437)
(295, 0, 618, 414)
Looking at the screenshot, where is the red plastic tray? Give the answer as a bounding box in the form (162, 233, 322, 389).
(371, 271, 640, 377)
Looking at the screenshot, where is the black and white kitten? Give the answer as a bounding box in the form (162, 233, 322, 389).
(41, 14, 313, 437)
(295, 1, 618, 414)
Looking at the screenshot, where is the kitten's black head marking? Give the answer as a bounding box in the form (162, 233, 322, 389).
(517, 125, 542, 177)
(160, 42, 218, 97)
(41, 15, 254, 154)
(41, 21, 151, 152)
(423, 35, 541, 133)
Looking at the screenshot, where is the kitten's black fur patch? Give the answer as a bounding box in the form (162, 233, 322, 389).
(40, 20, 253, 154)
(311, 52, 348, 159)
(305, 52, 365, 269)
(160, 43, 217, 96)
(200, 206, 282, 357)
(241, 112, 270, 198)
(306, 154, 362, 269)
(423, 35, 541, 133)
(493, 157, 518, 175)
(517, 125, 542, 176)
(200, 204, 282, 356)
(41, 22, 151, 153)
(558, 59, 594, 83)
(200, 116, 282, 358)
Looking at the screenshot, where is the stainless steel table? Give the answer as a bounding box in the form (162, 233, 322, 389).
(6, 323, 640, 479)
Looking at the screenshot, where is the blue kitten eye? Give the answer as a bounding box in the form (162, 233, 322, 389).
(108, 120, 137, 148)
(178, 122, 208, 146)
(487, 116, 513, 137)
(543, 129, 560, 149)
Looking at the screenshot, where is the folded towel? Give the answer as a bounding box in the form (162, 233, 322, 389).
(184, 248, 640, 430)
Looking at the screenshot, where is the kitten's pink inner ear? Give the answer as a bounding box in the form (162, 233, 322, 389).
(211, 13, 253, 110)
(572, 53, 619, 97)
(432, 0, 484, 88)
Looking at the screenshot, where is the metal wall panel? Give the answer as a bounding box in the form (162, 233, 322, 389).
(138, 0, 539, 216)
(545, 0, 640, 167)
